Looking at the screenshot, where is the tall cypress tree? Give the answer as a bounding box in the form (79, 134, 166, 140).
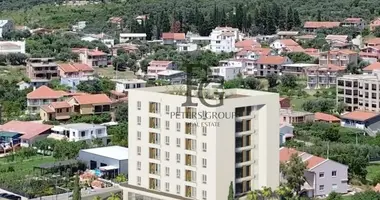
(293, 9, 301, 28)
(73, 173, 81, 200)
(286, 7, 294, 31)
(278, 8, 286, 30)
(228, 182, 234, 200)
(161, 11, 171, 32)
(317, 10, 322, 21)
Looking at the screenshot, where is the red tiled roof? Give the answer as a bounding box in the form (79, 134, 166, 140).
(366, 38, 380, 45)
(110, 90, 127, 97)
(341, 111, 379, 121)
(344, 18, 362, 23)
(51, 101, 71, 109)
(326, 64, 345, 72)
(315, 112, 340, 122)
(40, 105, 55, 113)
(73, 94, 112, 105)
(0, 120, 53, 140)
(363, 62, 380, 71)
(305, 156, 327, 169)
(279, 39, 299, 46)
(235, 39, 261, 49)
(58, 63, 78, 73)
(27, 86, 67, 99)
(304, 21, 340, 29)
(162, 33, 185, 40)
(73, 63, 93, 72)
(279, 147, 301, 162)
(286, 45, 305, 52)
(88, 50, 106, 56)
(149, 60, 173, 66)
(256, 56, 287, 65)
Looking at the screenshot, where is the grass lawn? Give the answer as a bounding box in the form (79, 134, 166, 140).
(0, 155, 56, 172)
(290, 96, 316, 111)
(0, 66, 27, 82)
(366, 162, 380, 181)
(95, 67, 136, 79)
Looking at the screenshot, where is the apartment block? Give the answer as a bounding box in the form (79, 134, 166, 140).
(306, 65, 345, 89)
(27, 57, 59, 87)
(319, 49, 358, 67)
(122, 85, 280, 200)
(337, 72, 380, 112)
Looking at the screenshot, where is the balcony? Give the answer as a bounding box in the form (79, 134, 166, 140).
(185, 123, 196, 135)
(149, 147, 160, 160)
(236, 150, 251, 163)
(185, 107, 196, 119)
(236, 135, 251, 148)
(235, 120, 251, 133)
(149, 132, 160, 145)
(149, 163, 160, 175)
(235, 106, 252, 117)
(149, 178, 160, 190)
(185, 139, 196, 151)
(149, 102, 160, 114)
(185, 170, 196, 182)
(185, 186, 196, 198)
(185, 154, 196, 166)
(149, 117, 160, 129)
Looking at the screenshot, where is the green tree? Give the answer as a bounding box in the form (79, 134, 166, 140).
(261, 186, 273, 200)
(281, 74, 297, 88)
(372, 172, 380, 186)
(280, 153, 307, 195)
(374, 26, 380, 37)
(115, 103, 128, 123)
(114, 174, 127, 183)
(108, 123, 128, 147)
(73, 173, 81, 200)
(228, 181, 234, 200)
(93, 196, 102, 200)
(266, 73, 279, 88)
(247, 190, 260, 200)
(107, 193, 121, 200)
(0, 54, 7, 65)
(274, 185, 293, 199)
(284, 52, 315, 63)
(326, 191, 343, 200)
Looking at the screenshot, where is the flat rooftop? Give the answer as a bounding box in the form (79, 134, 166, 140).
(60, 123, 105, 130)
(111, 79, 147, 84)
(157, 70, 184, 76)
(339, 73, 380, 80)
(283, 63, 319, 68)
(81, 146, 128, 160)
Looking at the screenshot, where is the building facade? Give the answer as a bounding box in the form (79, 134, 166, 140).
(27, 57, 59, 87)
(123, 86, 280, 200)
(0, 41, 25, 54)
(306, 65, 345, 89)
(0, 20, 14, 38)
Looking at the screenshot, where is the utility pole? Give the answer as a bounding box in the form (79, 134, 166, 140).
(327, 142, 330, 159)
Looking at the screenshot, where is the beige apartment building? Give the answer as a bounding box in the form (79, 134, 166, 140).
(319, 49, 358, 67)
(337, 72, 380, 112)
(122, 86, 280, 200)
(27, 57, 59, 87)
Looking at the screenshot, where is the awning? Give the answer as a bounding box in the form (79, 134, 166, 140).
(99, 165, 118, 171)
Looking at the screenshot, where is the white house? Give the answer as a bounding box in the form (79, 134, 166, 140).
(209, 27, 241, 53)
(0, 20, 14, 38)
(112, 79, 147, 93)
(78, 146, 129, 177)
(210, 59, 247, 80)
(0, 41, 26, 54)
(81, 35, 115, 48)
(176, 43, 197, 52)
(51, 123, 109, 144)
(119, 33, 147, 43)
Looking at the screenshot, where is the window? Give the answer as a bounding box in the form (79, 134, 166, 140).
(332, 184, 337, 190)
(81, 131, 86, 137)
(66, 108, 69, 112)
(165, 182, 169, 192)
(202, 143, 207, 152)
(137, 131, 141, 140)
(176, 185, 181, 194)
(176, 169, 181, 178)
(165, 121, 170, 130)
(165, 105, 170, 114)
(202, 126, 207, 136)
(202, 190, 207, 200)
(137, 146, 141, 155)
(137, 101, 141, 110)
(319, 185, 324, 191)
(165, 151, 170, 161)
(137, 116, 141, 125)
(165, 167, 170, 176)
(165, 136, 170, 145)
(202, 174, 207, 184)
(202, 158, 207, 168)
(137, 176, 141, 185)
(319, 172, 324, 178)
(176, 154, 181, 163)
(176, 138, 181, 147)
(176, 122, 181, 132)
(332, 171, 337, 177)
(176, 107, 181, 114)
(137, 161, 141, 170)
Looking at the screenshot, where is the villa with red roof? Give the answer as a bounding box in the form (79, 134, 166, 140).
(341, 18, 365, 30)
(303, 21, 341, 33)
(363, 62, 380, 73)
(370, 18, 380, 32)
(58, 63, 94, 78)
(40, 93, 112, 121)
(0, 121, 53, 147)
(280, 147, 348, 197)
(255, 56, 292, 77)
(72, 48, 108, 67)
(340, 111, 380, 132)
(147, 60, 177, 76)
(162, 33, 186, 45)
(315, 112, 340, 123)
(270, 39, 304, 54)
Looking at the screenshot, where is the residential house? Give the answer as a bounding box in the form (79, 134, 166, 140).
(72, 48, 108, 67)
(0, 120, 52, 147)
(0, 41, 25, 54)
(279, 97, 291, 109)
(147, 60, 177, 76)
(303, 21, 341, 33)
(162, 33, 186, 45)
(341, 18, 365, 30)
(325, 35, 349, 44)
(360, 46, 380, 63)
(319, 49, 358, 67)
(235, 39, 261, 50)
(279, 123, 294, 145)
(295, 34, 317, 41)
(119, 33, 147, 43)
(108, 17, 123, 28)
(340, 111, 380, 134)
(337, 71, 380, 113)
(235, 47, 273, 60)
(282, 64, 319, 77)
(187, 32, 211, 45)
(17, 81, 30, 90)
(157, 70, 187, 84)
(370, 18, 380, 32)
(109, 90, 128, 103)
(40, 94, 113, 121)
(176, 43, 198, 52)
(72, 21, 86, 31)
(304, 48, 319, 58)
(210, 59, 247, 80)
(58, 63, 94, 90)
(111, 43, 139, 55)
(270, 39, 303, 54)
(364, 38, 380, 47)
(315, 112, 341, 123)
(363, 62, 380, 73)
(209, 27, 241, 53)
(51, 123, 108, 144)
(280, 109, 315, 124)
(0, 20, 14, 38)
(112, 79, 147, 93)
(26, 57, 59, 87)
(276, 31, 299, 39)
(280, 147, 348, 197)
(81, 33, 115, 48)
(27, 85, 79, 114)
(255, 56, 293, 77)
(306, 65, 345, 89)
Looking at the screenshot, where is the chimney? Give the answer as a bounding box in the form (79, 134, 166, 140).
(33, 86, 36, 91)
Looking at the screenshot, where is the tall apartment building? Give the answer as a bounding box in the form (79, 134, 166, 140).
(337, 71, 380, 112)
(122, 86, 279, 200)
(27, 57, 59, 87)
(209, 27, 241, 53)
(319, 49, 358, 67)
